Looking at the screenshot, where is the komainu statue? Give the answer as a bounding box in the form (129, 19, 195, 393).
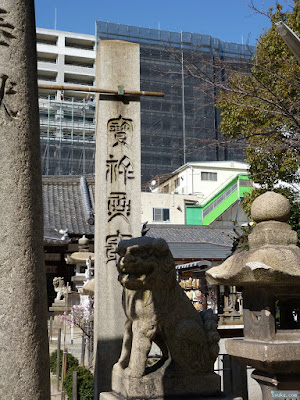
(112, 236, 221, 399)
(53, 277, 70, 302)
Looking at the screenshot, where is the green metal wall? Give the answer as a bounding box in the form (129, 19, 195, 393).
(186, 205, 203, 225)
(186, 175, 252, 225)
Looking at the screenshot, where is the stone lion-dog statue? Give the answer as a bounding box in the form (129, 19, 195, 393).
(113, 236, 220, 380)
(53, 277, 70, 302)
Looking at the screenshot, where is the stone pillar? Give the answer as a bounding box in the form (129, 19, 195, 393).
(0, 1, 50, 399)
(94, 40, 141, 396)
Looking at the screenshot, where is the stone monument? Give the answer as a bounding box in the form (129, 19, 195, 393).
(0, 1, 50, 398)
(206, 192, 300, 399)
(94, 40, 141, 395)
(101, 236, 222, 400)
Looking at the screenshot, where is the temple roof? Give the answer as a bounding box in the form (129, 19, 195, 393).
(42, 175, 235, 260)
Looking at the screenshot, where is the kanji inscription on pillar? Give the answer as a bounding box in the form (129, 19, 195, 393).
(108, 115, 133, 147)
(106, 154, 135, 184)
(107, 192, 131, 222)
(94, 39, 141, 395)
(0, 74, 17, 118)
(0, 8, 16, 47)
(105, 230, 132, 263)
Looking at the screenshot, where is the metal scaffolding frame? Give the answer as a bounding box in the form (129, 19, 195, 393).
(39, 96, 96, 175)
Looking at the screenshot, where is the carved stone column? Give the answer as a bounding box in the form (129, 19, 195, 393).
(0, 1, 50, 398)
(94, 40, 141, 396)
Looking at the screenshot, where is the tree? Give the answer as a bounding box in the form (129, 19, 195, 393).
(217, 1, 300, 238)
(166, 1, 299, 237)
(61, 301, 94, 368)
(218, 1, 299, 188)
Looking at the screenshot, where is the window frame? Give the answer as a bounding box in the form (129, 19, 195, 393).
(153, 207, 170, 222)
(201, 171, 217, 181)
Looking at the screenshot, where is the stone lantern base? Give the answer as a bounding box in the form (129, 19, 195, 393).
(226, 339, 300, 374)
(226, 339, 300, 399)
(252, 370, 300, 398)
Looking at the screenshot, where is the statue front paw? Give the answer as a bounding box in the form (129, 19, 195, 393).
(124, 366, 145, 379)
(112, 362, 126, 375)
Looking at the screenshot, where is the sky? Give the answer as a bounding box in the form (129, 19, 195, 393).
(34, 0, 292, 46)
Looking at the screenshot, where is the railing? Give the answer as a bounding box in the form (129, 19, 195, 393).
(36, 39, 57, 46)
(203, 181, 238, 218)
(40, 130, 95, 143)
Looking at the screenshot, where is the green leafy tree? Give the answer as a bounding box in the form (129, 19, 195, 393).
(169, 1, 299, 238)
(63, 366, 93, 400)
(218, 1, 299, 187)
(217, 1, 300, 239)
(49, 349, 79, 377)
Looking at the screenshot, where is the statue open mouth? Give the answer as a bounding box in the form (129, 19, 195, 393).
(118, 270, 150, 289)
(117, 248, 156, 289)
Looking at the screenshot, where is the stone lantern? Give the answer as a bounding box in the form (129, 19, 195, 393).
(66, 235, 94, 294)
(206, 192, 300, 398)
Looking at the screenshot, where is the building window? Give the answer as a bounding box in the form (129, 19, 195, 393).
(174, 177, 180, 188)
(201, 172, 217, 181)
(162, 184, 169, 193)
(153, 208, 170, 222)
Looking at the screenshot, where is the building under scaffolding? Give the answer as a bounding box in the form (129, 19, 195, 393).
(39, 96, 96, 175)
(96, 22, 253, 183)
(37, 28, 96, 175)
(37, 26, 253, 182)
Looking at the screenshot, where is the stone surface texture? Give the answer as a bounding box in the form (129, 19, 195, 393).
(0, 1, 50, 398)
(206, 192, 300, 286)
(251, 191, 291, 222)
(226, 339, 300, 374)
(111, 237, 221, 399)
(94, 40, 142, 395)
(100, 391, 242, 400)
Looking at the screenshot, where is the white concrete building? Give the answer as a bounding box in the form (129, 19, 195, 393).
(150, 161, 249, 198)
(37, 28, 96, 100)
(36, 28, 97, 175)
(141, 192, 199, 225)
(143, 161, 252, 226)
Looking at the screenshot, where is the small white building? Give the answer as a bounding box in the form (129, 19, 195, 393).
(141, 192, 199, 225)
(142, 161, 252, 227)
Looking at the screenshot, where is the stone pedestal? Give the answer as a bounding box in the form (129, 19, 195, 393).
(251, 370, 300, 399)
(226, 339, 300, 374)
(111, 364, 221, 400)
(49, 300, 71, 328)
(100, 392, 242, 400)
